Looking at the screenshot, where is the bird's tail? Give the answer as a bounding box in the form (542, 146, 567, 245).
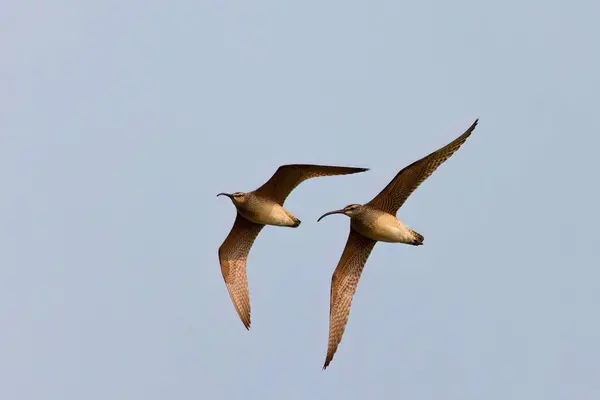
(291, 216, 301, 227)
(409, 229, 424, 246)
(285, 211, 301, 227)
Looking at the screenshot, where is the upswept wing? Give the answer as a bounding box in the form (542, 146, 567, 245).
(254, 164, 368, 205)
(367, 119, 478, 215)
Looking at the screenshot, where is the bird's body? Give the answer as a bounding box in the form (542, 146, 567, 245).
(233, 192, 300, 227)
(217, 164, 369, 329)
(317, 119, 479, 369)
(349, 206, 422, 244)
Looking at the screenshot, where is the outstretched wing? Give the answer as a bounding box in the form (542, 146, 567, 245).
(253, 164, 369, 205)
(324, 228, 377, 369)
(218, 213, 265, 329)
(367, 119, 478, 215)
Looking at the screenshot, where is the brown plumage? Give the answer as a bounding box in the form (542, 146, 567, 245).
(218, 164, 369, 329)
(218, 214, 264, 329)
(318, 119, 478, 369)
(367, 119, 479, 215)
(324, 229, 376, 368)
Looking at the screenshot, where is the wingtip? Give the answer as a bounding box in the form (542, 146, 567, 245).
(343, 167, 369, 174)
(464, 118, 479, 135)
(347, 166, 369, 175)
(240, 311, 251, 330)
(346, 166, 369, 173)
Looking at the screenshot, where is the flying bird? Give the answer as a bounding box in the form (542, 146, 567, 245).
(218, 164, 369, 329)
(317, 119, 479, 369)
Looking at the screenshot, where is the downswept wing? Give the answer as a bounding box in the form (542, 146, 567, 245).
(324, 228, 377, 369)
(367, 119, 478, 215)
(254, 164, 369, 205)
(218, 213, 265, 329)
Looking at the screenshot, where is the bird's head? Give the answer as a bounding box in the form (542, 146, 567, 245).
(317, 204, 364, 222)
(217, 191, 249, 205)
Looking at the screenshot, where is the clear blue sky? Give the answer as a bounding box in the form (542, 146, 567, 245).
(1, 1, 599, 399)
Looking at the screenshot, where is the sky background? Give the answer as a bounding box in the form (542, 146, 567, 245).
(1, 1, 599, 399)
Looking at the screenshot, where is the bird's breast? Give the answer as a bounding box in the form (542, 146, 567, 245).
(351, 213, 412, 243)
(237, 201, 297, 227)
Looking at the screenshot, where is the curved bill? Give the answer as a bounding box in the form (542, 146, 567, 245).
(217, 192, 233, 199)
(317, 209, 346, 222)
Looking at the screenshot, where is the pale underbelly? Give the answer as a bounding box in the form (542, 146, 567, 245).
(351, 218, 414, 243)
(238, 204, 296, 227)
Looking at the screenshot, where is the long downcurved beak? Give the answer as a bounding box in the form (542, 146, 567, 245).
(217, 192, 234, 199)
(317, 209, 346, 222)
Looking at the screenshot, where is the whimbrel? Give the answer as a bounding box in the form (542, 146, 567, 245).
(218, 164, 369, 329)
(317, 119, 479, 369)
